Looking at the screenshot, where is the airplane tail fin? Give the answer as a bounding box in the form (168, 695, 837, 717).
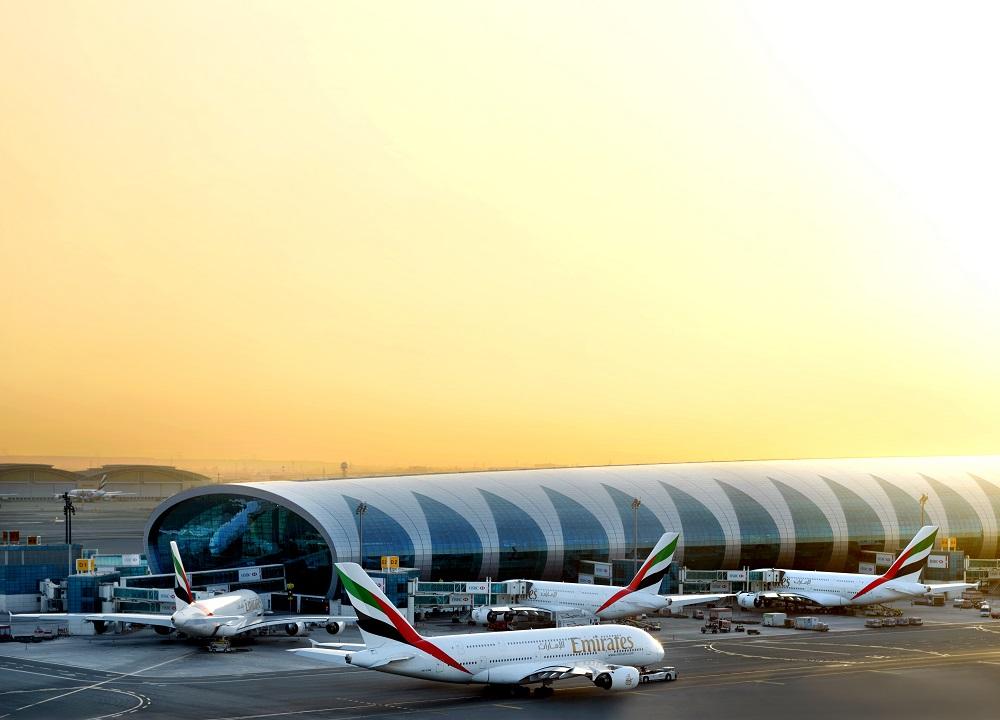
(170, 541, 194, 610)
(627, 532, 679, 592)
(335, 562, 420, 648)
(335, 563, 470, 673)
(98, 474, 108, 492)
(883, 525, 938, 583)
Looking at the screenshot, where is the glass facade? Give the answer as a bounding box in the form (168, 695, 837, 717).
(770, 477, 834, 568)
(413, 492, 483, 580)
(145, 458, 1000, 596)
(148, 493, 332, 596)
(603, 483, 665, 560)
(659, 482, 727, 569)
(541, 487, 609, 581)
(872, 475, 922, 543)
(479, 489, 547, 579)
(717, 480, 781, 567)
(922, 475, 984, 557)
(821, 477, 885, 570)
(343, 494, 416, 571)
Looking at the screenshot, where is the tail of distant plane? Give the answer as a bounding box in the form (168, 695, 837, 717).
(626, 532, 679, 592)
(98, 474, 108, 492)
(170, 541, 194, 610)
(886, 525, 939, 583)
(852, 525, 938, 601)
(335, 562, 470, 673)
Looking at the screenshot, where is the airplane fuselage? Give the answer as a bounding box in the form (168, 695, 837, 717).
(171, 589, 264, 637)
(774, 569, 928, 606)
(517, 580, 668, 620)
(347, 624, 663, 684)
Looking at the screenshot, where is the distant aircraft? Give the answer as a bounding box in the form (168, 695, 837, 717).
(290, 562, 666, 694)
(736, 525, 976, 609)
(16, 541, 354, 640)
(471, 532, 729, 624)
(56, 474, 134, 501)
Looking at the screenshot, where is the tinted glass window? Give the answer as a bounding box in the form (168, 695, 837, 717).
(480, 489, 547, 579)
(413, 492, 483, 580)
(658, 482, 726, 570)
(148, 494, 331, 596)
(541, 487, 609, 580)
(821, 477, 885, 570)
(770, 477, 833, 568)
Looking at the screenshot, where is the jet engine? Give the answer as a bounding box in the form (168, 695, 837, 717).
(325, 621, 346, 635)
(737, 592, 762, 610)
(91, 620, 108, 635)
(285, 622, 307, 636)
(470, 606, 494, 625)
(593, 666, 641, 691)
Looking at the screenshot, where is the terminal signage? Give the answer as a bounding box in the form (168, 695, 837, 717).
(75, 558, 95, 573)
(726, 570, 748, 581)
(373, 577, 386, 593)
(120, 554, 141, 567)
(449, 594, 473, 605)
(157, 589, 177, 602)
(875, 552, 895, 566)
(381, 555, 400, 571)
(710, 581, 732, 593)
(927, 554, 949, 569)
(466, 582, 489, 593)
(593, 562, 612, 579)
(238, 567, 263, 583)
(858, 562, 876, 574)
(578, 574, 594, 585)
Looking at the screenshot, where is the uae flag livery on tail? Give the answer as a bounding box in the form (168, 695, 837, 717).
(336, 562, 470, 673)
(170, 540, 195, 608)
(853, 525, 938, 600)
(595, 532, 678, 614)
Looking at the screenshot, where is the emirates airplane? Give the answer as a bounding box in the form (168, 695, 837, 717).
(17, 541, 353, 639)
(56, 474, 134, 501)
(471, 532, 728, 624)
(737, 525, 975, 610)
(290, 562, 666, 694)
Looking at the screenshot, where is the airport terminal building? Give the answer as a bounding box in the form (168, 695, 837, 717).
(145, 456, 1000, 598)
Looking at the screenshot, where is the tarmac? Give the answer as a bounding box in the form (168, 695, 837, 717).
(3, 603, 999, 720)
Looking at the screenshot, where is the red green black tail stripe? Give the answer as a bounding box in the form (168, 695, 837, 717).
(337, 566, 470, 674)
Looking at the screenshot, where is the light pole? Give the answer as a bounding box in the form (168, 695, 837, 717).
(631, 498, 641, 573)
(62, 492, 76, 544)
(919, 493, 929, 527)
(355, 501, 369, 568)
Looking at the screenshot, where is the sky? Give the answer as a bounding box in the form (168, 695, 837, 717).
(1, 2, 998, 468)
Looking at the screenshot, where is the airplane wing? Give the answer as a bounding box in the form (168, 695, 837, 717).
(486, 660, 616, 685)
(925, 582, 977, 598)
(12, 612, 177, 629)
(756, 590, 845, 607)
(287, 643, 412, 668)
(239, 615, 356, 633)
(663, 593, 732, 608)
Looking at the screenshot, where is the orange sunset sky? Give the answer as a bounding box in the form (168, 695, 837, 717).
(1, 2, 998, 468)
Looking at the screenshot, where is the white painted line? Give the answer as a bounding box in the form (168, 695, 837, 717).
(14, 651, 194, 713)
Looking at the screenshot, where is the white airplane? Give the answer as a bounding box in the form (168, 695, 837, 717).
(736, 525, 976, 610)
(56, 474, 134, 501)
(290, 562, 666, 694)
(16, 541, 353, 639)
(471, 532, 728, 624)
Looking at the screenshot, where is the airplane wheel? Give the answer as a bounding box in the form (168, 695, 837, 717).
(534, 686, 554, 698)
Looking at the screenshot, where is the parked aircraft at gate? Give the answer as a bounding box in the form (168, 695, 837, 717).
(16, 541, 353, 639)
(291, 562, 665, 693)
(737, 525, 976, 609)
(472, 532, 728, 624)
